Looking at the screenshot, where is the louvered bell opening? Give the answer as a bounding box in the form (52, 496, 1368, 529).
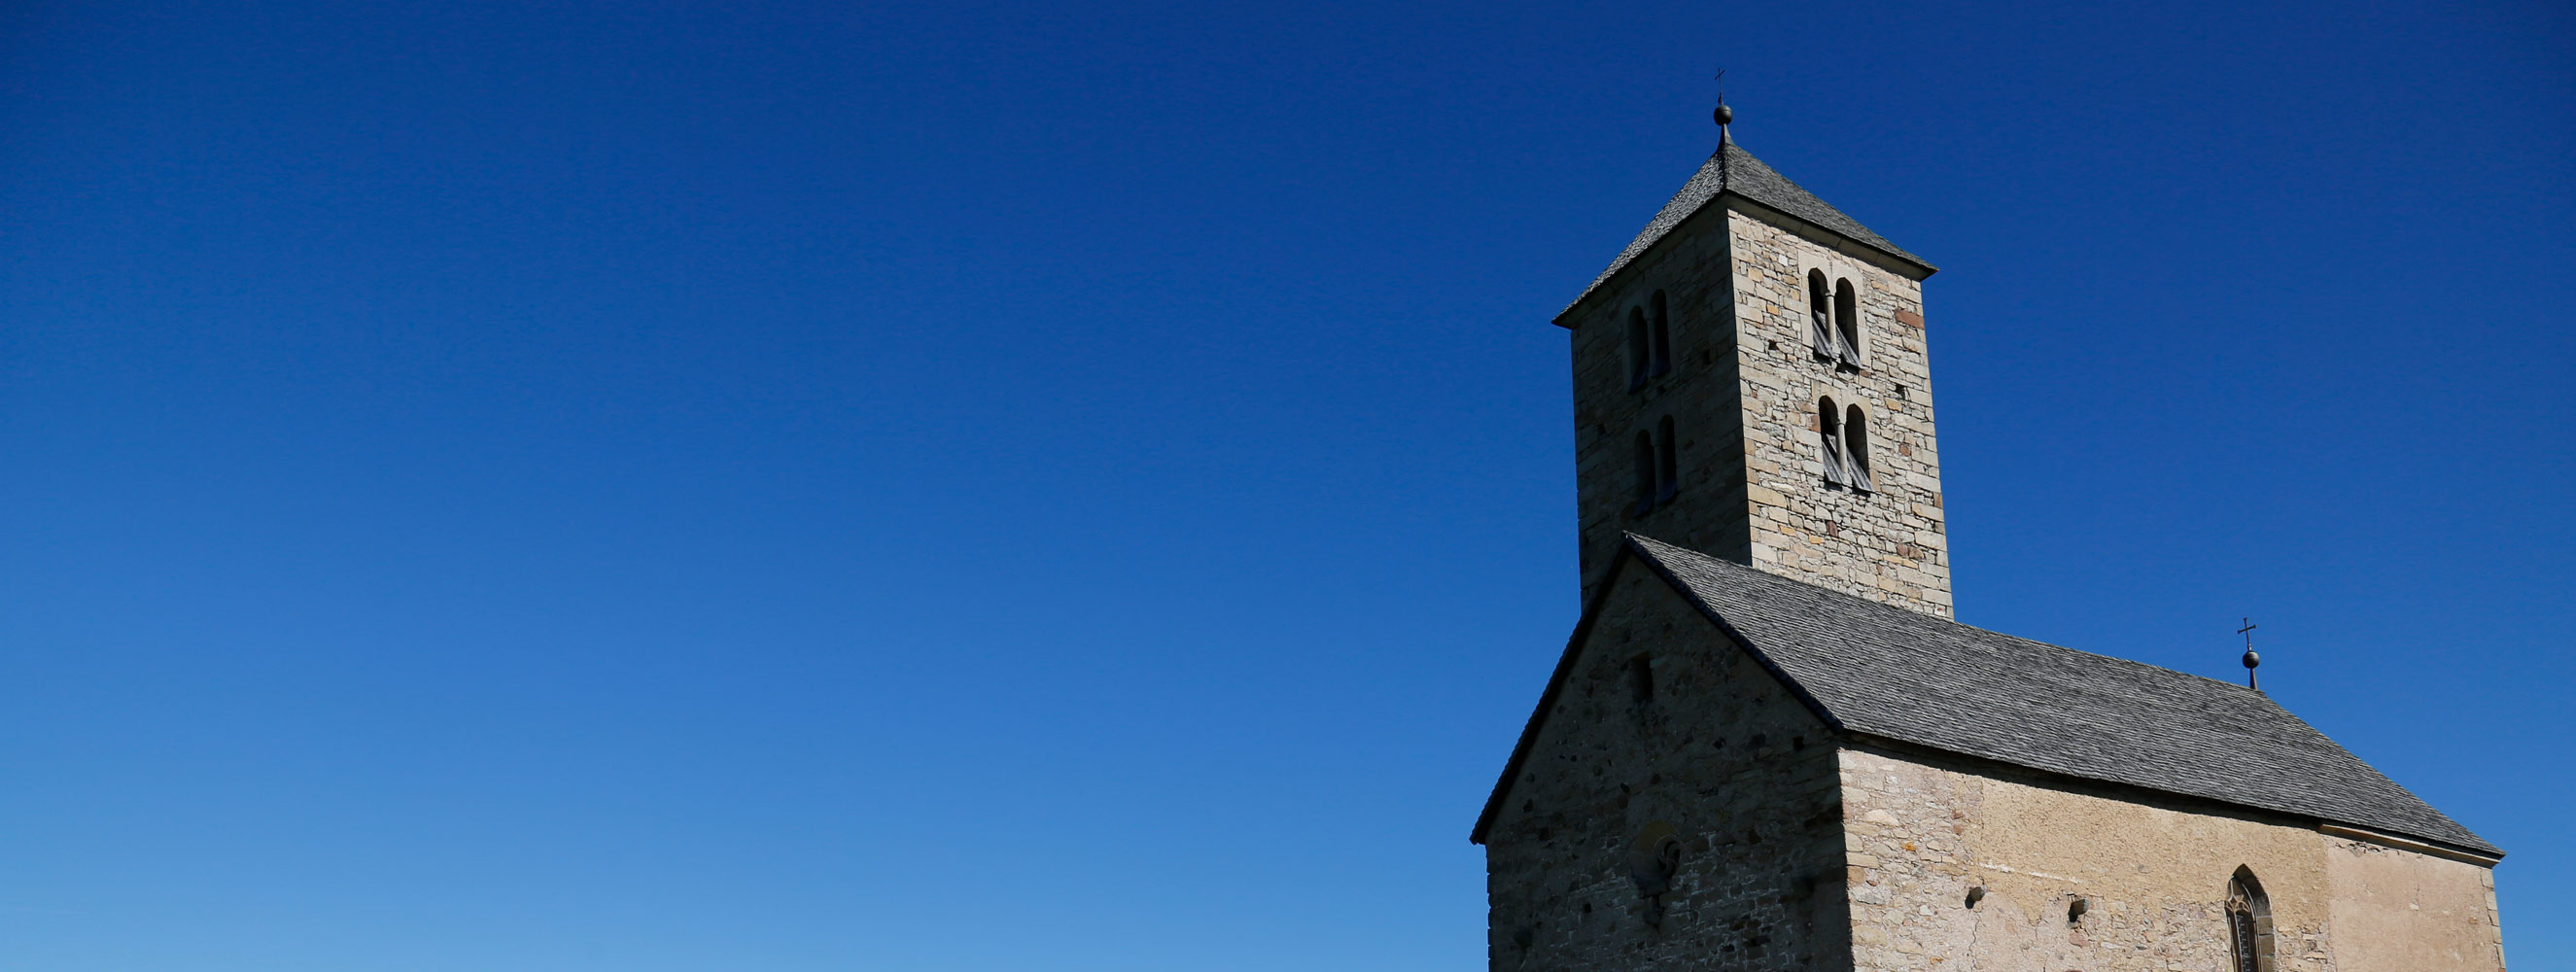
(1819, 401, 1848, 487)
(1844, 406, 1874, 493)
(1655, 418, 1678, 503)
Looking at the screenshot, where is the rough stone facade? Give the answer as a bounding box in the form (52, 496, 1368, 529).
(1566, 204, 1747, 607)
(1837, 746, 2507, 971)
(1723, 208, 1948, 618)
(1481, 560, 1851, 971)
(1564, 199, 1949, 617)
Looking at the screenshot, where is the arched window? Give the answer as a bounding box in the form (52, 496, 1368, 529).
(1633, 431, 1657, 514)
(2227, 868, 2275, 972)
(1832, 278, 1862, 370)
(1626, 307, 1652, 390)
(1843, 404, 1873, 493)
(1649, 291, 1673, 378)
(1655, 415, 1678, 503)
(1807, 270, 1835, 362)
(1818, 397, 1847, 486)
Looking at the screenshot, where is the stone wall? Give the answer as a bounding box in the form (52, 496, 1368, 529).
(1562, 199, 1949, 617)
(1724, 208, 1950, 617)
(1567, 207, 1749, 607)
(1481, 561, 1849, 971)
(1836, 746, 2505, 972)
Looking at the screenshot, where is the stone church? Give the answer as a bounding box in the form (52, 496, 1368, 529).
(1470, 105, 2510, 971)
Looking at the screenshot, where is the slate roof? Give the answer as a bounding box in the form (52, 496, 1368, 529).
(1473, 534, 2500, 859)
(1561, 139, 1933, 322)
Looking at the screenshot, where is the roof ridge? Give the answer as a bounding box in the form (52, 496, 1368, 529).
(1624, 533, 2266, 696)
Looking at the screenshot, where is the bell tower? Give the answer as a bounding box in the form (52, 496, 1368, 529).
(1559, 105, 1952, 617)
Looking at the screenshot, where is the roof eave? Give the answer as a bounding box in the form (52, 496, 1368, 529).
(1469, 545, 1637, 845)
(1836, 729, 2505, 866)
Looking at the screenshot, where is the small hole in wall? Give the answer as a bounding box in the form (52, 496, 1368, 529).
(1965, 886, 1986, 908)
(1895, 384, 1908, 399)
(2068, 898, 2089, 923)
(1766, 339, 1778, 351)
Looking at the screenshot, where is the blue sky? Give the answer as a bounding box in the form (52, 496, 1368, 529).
(3, 0, 2569, 968)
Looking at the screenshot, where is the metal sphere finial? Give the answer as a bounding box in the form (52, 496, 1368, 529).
(1713, 102, 1732, 126)
(2237, 617, 2262, 689)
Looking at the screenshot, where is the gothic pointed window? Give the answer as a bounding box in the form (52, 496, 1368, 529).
(1807, 270, 1837, 363)
(1818, 397, 1848, 486)
(1627, 307, 1652, 390)
(1633, 431, 1657, 515)
(1655, 416, 1678, 503)
(2227, 869, 2274, 972)
(1649, 291, 1673, 377)
(1843, 404, 1873, 493)
(1833, 278, 1862, 371)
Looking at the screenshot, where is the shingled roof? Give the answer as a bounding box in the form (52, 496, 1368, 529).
(1473, 534, 2499, 859)
(1561, 138, 1933, 322)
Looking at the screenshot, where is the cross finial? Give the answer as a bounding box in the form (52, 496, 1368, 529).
(2238, 617, 2261, 690)
(1713, 69, 1732, 143)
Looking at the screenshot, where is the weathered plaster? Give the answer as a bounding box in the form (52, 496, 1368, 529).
(1838, 747, 2504, 972)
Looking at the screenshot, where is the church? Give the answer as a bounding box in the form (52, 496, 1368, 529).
(1470, 103, 2510, 971)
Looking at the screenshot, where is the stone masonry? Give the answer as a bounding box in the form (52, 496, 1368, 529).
(1724, 208, 1948, 617)
(1480, 560, 1851, 971)
(1562, 196, 1949, 617)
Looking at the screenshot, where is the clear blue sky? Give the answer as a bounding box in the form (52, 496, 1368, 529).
(4, 1, 2568, 968)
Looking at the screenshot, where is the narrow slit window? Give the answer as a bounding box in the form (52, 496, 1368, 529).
(1655, 416, 1678, 503)
(1626, 654, 1654, 705)
(1844, 404, 1873, 492)
(1626, 308, 1651, 390)
(1818, 397, 1847, 486)
(1633, 431, 1657, 514)
(1649, 291, 1672, 377)
(1833, 278, 1862, 370)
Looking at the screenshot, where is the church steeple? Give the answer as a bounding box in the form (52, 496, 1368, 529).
(1557, 110, 1951, 616)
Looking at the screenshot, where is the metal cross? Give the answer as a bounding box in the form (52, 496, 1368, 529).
(2238, 618, 2260, 690)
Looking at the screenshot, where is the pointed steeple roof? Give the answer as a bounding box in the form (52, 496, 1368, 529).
(1561, 139, 1933, 321)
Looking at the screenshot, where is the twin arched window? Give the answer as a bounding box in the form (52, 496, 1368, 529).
(1627, 291, 1673, 390)
(1631, 416, 1679, 514)
(1819, 398, 1873, 492)
(1806, 269, 1862, 370)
